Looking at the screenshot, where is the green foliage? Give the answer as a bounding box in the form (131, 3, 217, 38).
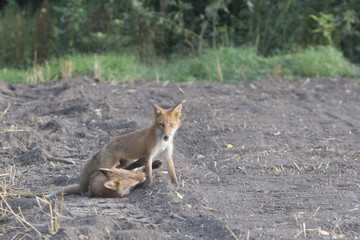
(157, 47, 265, 82)
(70, 54, 150, 81)
(310, 12, 338, 46)
(1, 0, 360, 75)
(51, 0, 135, 54)
(158, 46, 360, 82)
(0, 1, 38, 67)
(36, 53, 151, 82)
(52, 0, 91, 53)
(1, 46, 359, 84)
(0, 68, 28, 83)
(271, 46, 360, 78)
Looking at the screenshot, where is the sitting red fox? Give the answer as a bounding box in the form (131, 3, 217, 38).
(46, 158, 162, 198)
(79, 102, 182, 194)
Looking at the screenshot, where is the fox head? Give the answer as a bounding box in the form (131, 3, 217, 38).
(99, 168, 146, 197)
(153, 102, 182, 142)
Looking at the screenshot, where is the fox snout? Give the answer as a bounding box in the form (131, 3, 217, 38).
(160, 126, 172, 141)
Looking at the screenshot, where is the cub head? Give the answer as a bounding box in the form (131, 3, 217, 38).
(99, 168, 146, 197)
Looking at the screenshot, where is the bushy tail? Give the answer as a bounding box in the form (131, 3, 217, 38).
(45, 184, 81, 199)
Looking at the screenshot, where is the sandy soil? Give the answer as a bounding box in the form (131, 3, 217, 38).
(0, 76, 359, 239)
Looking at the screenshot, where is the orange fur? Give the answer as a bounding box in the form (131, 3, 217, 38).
(78, 102, 182, 193)
(46, 160, 162, 198)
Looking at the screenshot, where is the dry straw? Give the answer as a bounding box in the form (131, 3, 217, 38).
(36, 194, 64, 235)
(61, 60, 72, 78)
(0, 164, 64, 237)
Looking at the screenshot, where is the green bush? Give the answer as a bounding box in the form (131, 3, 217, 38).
(1, 0, 360, 70)
(271, 46, 360, 78)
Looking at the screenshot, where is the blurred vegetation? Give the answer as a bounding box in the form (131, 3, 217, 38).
(2, 46, 359, 83)
(0, 0, 360, 82)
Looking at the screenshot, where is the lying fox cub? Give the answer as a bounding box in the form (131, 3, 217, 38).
(46, 158, 162, 198)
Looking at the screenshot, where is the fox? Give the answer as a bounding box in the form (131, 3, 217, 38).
(79, 102, 182, 194)
(46, 158, 162, 198)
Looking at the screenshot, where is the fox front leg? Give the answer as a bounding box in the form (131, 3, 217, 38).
(144, 155, 153, 187)
(165, 146, 178, 185)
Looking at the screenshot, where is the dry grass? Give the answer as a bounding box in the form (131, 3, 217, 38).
(36, 194, 64, 235)
(27, 57, 73, 84)
(216, 58, 223, 83)
(225, 225, 239, 240)
(94, 60, 101, 80)
(28, 51, 52, 83)
(61, 60, 73, 78)
(0, 166, 43, 237)
(0, 192, 42, 236)
(0, 165, 18, 198)
(0, 165, 64, 237)
(0, 103, 10, 119)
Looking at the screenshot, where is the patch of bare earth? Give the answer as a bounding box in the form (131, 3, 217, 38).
(0, 77, 359, 239)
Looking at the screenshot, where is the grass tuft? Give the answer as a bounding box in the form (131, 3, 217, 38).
(156, 46, 360, 82)
(0, 46, 359, 84)
(155, 47, 265, 82)
(271, 46, 360, 78)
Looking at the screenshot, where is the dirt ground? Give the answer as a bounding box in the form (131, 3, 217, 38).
(0, 76, 359, 239)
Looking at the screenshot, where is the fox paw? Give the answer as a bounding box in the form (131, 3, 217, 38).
(143, 178, 153, 187)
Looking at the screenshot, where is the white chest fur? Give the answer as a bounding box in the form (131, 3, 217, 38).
(150, 129, 173, 160)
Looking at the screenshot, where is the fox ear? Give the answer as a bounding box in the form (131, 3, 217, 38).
(172, 102, 182, 117)
(153, 104, 163, 117)
(99, 168, 112, 177)
(104, 180, 119, 190)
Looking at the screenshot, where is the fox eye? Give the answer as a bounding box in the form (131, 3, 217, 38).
(170, 123, 174, 127)
(159, 123, 165, 127)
